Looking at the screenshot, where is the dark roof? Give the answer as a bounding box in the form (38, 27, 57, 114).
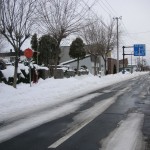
(119, 58, 128, 64)
(0, 51, 24, 57)
(60, 55, 90, 65)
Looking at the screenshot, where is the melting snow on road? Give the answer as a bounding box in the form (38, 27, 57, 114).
(100, 113, 145, 150)
(0, 72, 148, 145)
(0, 93, 100, 143)
(48, 91, 123, 149)
(0, 72, 148, 121)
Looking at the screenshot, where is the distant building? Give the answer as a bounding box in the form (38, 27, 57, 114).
(107, 58, 117, 74)
(119, 58, 129, 72)
(107, 58, 129, 74)
(1, 47, 131, 75)
(60, 46, 131, 75)
(119, 58, 128, 69)
(60, 46, 105, 76)
(0, 49, 25, 62)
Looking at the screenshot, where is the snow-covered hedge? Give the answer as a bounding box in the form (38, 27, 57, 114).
(0, 63, 49, 85)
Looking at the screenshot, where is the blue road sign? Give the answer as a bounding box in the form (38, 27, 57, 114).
(134, 44, 146, 56)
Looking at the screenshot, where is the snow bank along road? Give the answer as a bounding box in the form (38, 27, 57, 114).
(0, 74, 150, 150)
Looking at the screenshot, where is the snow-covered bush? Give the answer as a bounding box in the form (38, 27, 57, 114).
(0, 62, 49, 85)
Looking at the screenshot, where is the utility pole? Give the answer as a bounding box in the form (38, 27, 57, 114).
(122, 46, 133, 74)
(113, 16, 122, 73)
(131, 51, 133, 73)
(0, 0, 2, 17)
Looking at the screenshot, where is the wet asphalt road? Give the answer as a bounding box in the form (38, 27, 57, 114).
(0, 74, 150, 150)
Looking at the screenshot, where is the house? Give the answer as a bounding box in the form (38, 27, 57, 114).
(107, 58, 129, 74)
(59, 46, 130, 76)
(119, 58, 128, 69)
(1, 47, 129, 76)
(119, 58, 129, 72)
(59, 46, 106, 76)
(0, 49, 25, 62)
(107, 58, 117, 74)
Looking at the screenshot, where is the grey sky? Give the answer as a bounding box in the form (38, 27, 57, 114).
(3, 0, 150, 64)
(84, 0, 150, 64)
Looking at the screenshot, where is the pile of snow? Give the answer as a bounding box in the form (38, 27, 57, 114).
(0, 71, 148, 121)
(1, 66, 16, 80)
(100, 113, 145, 150)
(1, 63, 49, 81)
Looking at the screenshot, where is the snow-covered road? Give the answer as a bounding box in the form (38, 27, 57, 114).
(100, 113, 145, 150)
(0, 72, 149, 149)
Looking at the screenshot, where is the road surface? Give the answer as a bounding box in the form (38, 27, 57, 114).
(0, 74, 150, 150)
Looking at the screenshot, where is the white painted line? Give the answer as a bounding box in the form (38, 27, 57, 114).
(48, 90, 125, 149)
(48, 119, 92, 148)
(0, 93, 101, 143)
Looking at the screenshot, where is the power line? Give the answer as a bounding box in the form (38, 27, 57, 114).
(99, 0, 135, 45)
(120, 20, 136, 44)
(125, 30, 150, 34)
(99, 0, 114, 15)
(119, 16, 150, 46)
(104, 0, 119, 16)
(96, 0, 112, 16)
(80, 0, 108, 27)
(80, 0, 98, 11)
(96, 0, 138, 46)
(80, 0, 101, 17)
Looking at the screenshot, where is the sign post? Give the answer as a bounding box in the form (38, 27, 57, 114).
(24, 48, 33, 87)
(122, 44, 146, 73)
(122, 46, 133, 74)
(134, 44, 146, 56)
(134, 44, 146, 71)
(24, 48, 33, 58)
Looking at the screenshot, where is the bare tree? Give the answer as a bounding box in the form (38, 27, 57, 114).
(0, 34, 5, 51)
(99, 20, 116, 74)
(0, 0, 37, 88)
(36, 0, 86, 78)
(0, 0, 4, 52)
(82, 18, 116, 75)
(0, 0, 1, 8)
(82, 19, 104, 75)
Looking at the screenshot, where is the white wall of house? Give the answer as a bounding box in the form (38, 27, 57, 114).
(60, 55, 106, 75)
(60, 56, 92, 72)
(60, 46, 106, 75)
(99, 57, 105, 76)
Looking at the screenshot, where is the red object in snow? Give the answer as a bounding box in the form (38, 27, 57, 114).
(24, 48, 33, 58)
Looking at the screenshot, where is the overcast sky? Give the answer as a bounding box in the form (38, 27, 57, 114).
(84, 0, 150, 64)
(3, 0, 150, 64)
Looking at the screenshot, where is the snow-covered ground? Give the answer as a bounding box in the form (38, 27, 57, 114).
(0, 71, 148, 146)
(0, 71, 148, 121)
(100, 113, 145, 150)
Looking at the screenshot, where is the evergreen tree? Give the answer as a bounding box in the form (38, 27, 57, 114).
(38, 35, 57, 67)
(69, 38, 86, 74)
(30, 33, 38, 64)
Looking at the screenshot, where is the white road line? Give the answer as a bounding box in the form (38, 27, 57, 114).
(48, 119, 92, 149)
(0, 93, 101, 143)
(48, 90, 125, 149)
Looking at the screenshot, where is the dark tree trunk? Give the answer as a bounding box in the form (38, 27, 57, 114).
(104, 59, 107, 75)
(13, 56, 19, 88)
(54, 43, 60, 78)
(94, 55, 97, 76)
(77, 57, 79, 75)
